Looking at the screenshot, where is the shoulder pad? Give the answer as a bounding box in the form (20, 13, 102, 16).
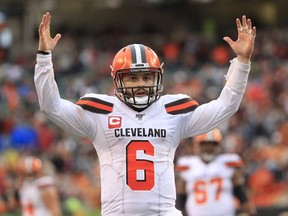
(36, 176, 55, 188)
(76, 95, 114, 114)
(221, 154, 243, 168)
(175, 165, 190, 172)
(165, 97, 198, 115)
(225, 160, 243, 168)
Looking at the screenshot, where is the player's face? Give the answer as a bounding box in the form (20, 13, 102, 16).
(122, 72, 155, 96)
(200, 142, 217, 153)
(199, 141, 219, 163)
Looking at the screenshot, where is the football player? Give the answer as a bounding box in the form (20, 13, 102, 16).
(18, 156, 62, 216)
(34, 12, 256, 216)
(176, 128, 256, 216)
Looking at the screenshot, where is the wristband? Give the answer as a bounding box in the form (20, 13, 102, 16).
(233, 185, 248, 204)
(37, 50, 51, 55)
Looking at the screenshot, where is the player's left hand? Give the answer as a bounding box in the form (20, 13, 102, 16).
(38, 12, 61, 52)
(223, 15, 256, 64)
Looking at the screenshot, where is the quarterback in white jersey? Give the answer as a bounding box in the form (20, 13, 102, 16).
(19, 156, 62, 216)
(35, 12, 256, 216)
(176, 129, 256, 216)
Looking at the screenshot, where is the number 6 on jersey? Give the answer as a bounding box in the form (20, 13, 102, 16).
(126, 140, 155, 190)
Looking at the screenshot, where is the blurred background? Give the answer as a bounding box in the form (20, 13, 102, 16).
(0, 0, 288, 215)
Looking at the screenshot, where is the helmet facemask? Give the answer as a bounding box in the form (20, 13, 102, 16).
(199, 141, 221, 163)
(114, 66, 163, 110)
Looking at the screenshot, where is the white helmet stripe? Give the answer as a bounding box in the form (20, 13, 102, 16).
(25, 157, 33, 173)
(129, 44, 146, 64)
(206, 130, 214, 140)
(134, 44, 142, 63)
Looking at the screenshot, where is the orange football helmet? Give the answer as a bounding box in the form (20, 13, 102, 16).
(19, 156, 43, 174)
(194, 128, 223, 162)
(194, 128, 223, 144)
(110, 44, 163, 110)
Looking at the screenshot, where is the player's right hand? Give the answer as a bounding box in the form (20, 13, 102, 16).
(38, 12, 61, 52)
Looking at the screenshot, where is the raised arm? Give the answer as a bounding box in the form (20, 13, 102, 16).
(184, 15, 256, 138)
(34, 12, 95, 139)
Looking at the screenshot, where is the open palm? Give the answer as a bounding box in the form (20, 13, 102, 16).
(38, 12, 61, 52)
(223, 15, 256, 63)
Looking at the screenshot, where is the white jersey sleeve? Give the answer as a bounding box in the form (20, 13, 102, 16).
(35, 54, 100, 139)
(182, 58, 250, 138)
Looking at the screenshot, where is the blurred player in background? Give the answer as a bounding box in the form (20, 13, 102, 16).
(34, 12, 256, 216)
(176, 128, 256, 216)
(18, 156, 62, 216)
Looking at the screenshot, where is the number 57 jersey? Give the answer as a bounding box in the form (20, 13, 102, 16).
(176, 154, 243, 216)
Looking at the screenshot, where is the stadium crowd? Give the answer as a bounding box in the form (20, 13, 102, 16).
(1, 24, 288, 215)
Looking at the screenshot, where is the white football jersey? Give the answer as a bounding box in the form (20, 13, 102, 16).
(34, 54, 249, 216)
(177, 154, 243, 216)
(20, 176, 55, 216)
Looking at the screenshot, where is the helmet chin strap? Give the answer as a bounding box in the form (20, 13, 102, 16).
(128, 96, 150, 108)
